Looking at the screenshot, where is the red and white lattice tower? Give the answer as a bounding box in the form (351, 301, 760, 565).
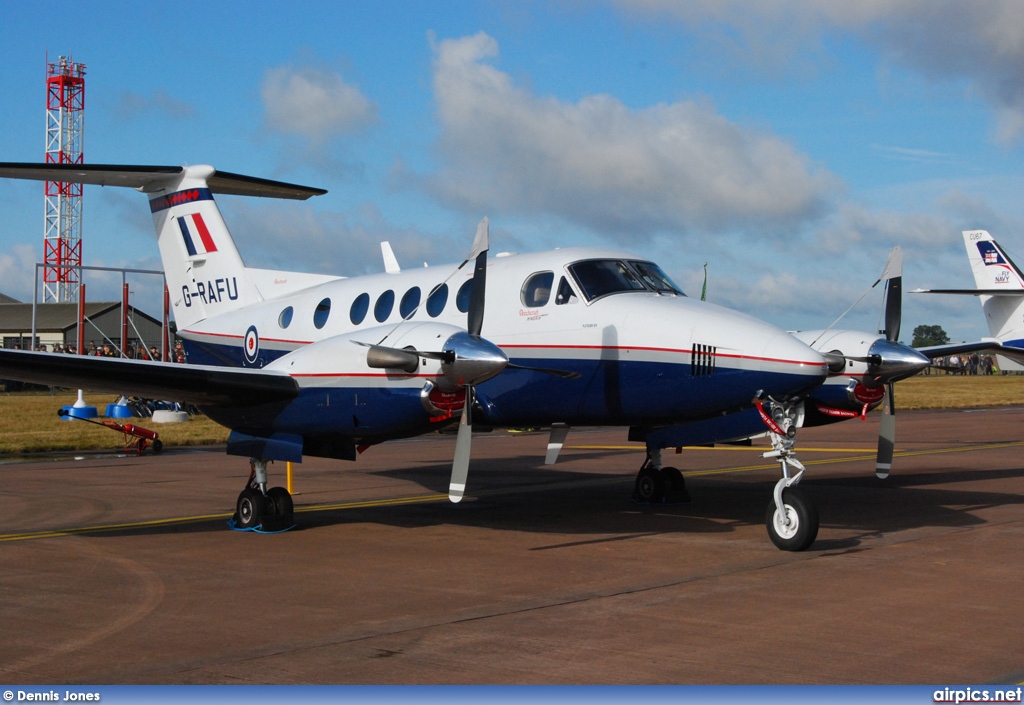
(43, 55, 86, 303)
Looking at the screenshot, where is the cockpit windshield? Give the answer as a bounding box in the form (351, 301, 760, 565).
(630, 260, 682, 294)
(568, 259, 685, 302)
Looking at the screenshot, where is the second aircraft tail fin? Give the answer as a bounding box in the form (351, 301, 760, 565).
(961, 230, 1024, 346)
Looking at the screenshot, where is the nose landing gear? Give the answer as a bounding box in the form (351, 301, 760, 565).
(757, 399, 818, 551)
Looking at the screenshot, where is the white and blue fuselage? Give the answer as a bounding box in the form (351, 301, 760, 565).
(175, 247, 827, 455)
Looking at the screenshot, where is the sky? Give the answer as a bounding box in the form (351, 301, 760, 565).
(2, 0, 1024, 343)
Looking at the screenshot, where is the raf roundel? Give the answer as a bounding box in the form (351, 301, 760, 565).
(244, 325, 260, 366)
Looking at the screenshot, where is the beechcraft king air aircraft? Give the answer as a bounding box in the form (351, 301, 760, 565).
(0, 161, 921, 551)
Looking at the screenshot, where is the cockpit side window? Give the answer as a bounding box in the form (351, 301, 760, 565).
(521, 271, 554, 307)
(629, 260, 685, 296)
(555, 276, 578, 305)
(568, 260, 647, 302)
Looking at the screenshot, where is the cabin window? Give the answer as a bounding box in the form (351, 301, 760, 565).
(521, 271, 554, 307)
(426, 283, 448, 318)
(456, 279, 473, 313)
(313, 298, 331, 329)
(374, 290, 395, 323)
(278, 306, 294, 329)
(400, 287, 421, 320)
(350, 293, 370, 325)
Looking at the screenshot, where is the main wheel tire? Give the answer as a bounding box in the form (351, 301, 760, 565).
(152, 439, 164, 454)
(236, 488, 267, 529)
(634, 466, 666, 503)
(765, 486, 819, 551)
(266, 486, 294, 521)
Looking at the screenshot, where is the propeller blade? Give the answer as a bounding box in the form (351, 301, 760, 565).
(876, 383, 895, 479)
(879, 246, 903, 342)
(884, 275, 902, 342)
(876, 245, 903, 285)
(467, 216, 489, 262)
(449, 386, 473, 502)
(467, 218, 489, 337)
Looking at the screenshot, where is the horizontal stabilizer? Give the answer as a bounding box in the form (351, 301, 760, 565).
(911, 288, 1024, 297)
(0, 162, 326, 200)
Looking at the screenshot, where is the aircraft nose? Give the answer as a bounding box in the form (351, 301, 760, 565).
(765, 329, 827, 379)
(866, 338, 931, 385)
(755, 330, 829, 398)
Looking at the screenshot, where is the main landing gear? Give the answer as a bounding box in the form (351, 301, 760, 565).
(633, 448, 692, 504)
(757, 399, 819, 551)
(231, 459, 296, 533)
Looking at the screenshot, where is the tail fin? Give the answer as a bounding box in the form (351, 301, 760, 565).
(963, 229, 1024, 290)
(150, 165, 257, 329)
(0, 162, 325, 330)
(962, 230, 1024, 345)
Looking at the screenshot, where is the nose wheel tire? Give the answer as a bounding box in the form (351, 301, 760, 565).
(765, 486, 818, 551)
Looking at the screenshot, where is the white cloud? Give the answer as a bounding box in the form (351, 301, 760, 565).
(424, 32, 837, 239)
(616, 0, 1024, 143)
(115, 89, 195, 121)
(261, 65, 377, 142)
(0, 243, 39, 302)
(220, 199, 462, 278)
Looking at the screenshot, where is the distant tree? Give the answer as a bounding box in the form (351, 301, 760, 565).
(912, 324, 950, 347)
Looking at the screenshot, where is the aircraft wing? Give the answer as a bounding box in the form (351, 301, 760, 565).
(916, 339, 1024, 364)
(0, 349, 299, 406)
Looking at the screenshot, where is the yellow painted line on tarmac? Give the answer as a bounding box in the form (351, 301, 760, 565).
(295, 493, 448, 513)
(3, 440, 1023, 543)
(0, 493, 451, 543)
(566, 444, 878, 453)
(568, 440, 1024, 478)
(0, 512, 233, 543)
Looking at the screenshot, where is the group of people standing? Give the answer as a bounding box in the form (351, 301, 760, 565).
(939, 352, 996, 375)
(22, 340, 187, 364)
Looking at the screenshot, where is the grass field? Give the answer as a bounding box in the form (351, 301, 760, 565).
(0, 391, 230, 455)
(1, 375, 1022, 455)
